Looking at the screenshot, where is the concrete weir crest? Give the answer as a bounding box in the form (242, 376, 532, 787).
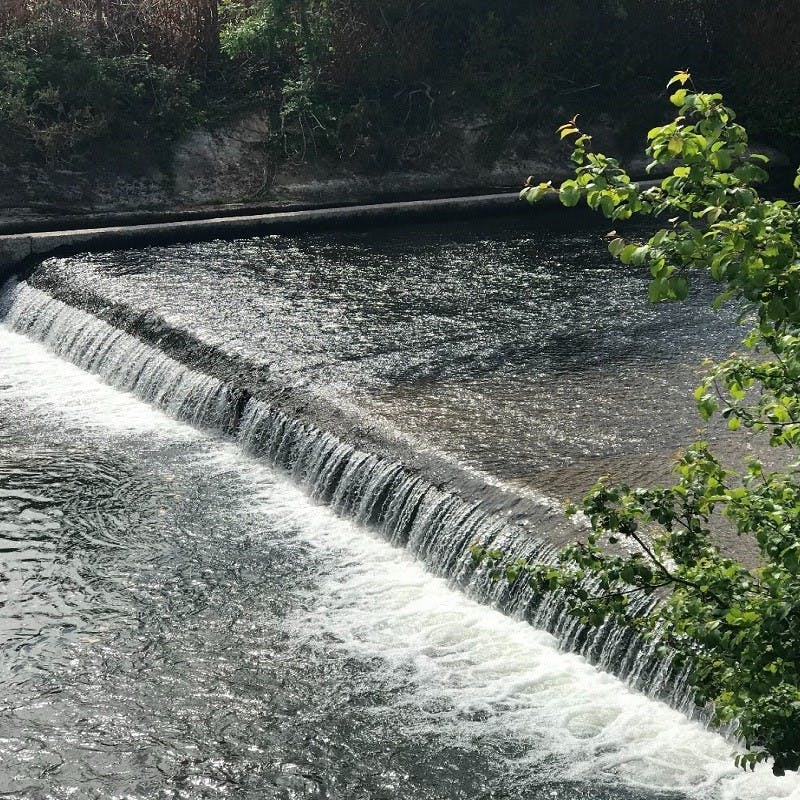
(0, 192, 547, 279)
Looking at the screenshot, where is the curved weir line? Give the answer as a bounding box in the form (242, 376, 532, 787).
(8, 329, 800, 799)
(1, 278, 698, 718)
(0, 279, 237, 431)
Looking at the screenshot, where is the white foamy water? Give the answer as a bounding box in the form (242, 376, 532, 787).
(236, 471, 800, 800)
(2, 322, 799, 800)
(0, 326, 199, 439)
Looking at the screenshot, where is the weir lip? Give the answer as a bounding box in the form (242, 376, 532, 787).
(0, 276, 707, 722)
(24, 267, 574, 535)
(0, 183, 670, 286)
(0, 193, 530, 278)
(0, 187, 652, 281)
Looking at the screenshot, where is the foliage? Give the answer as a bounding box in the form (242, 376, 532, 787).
(219, 0, 334, 158)
(0, 2, 199, 163)
(214, 0, 723, 168)
(4, 2, 800, 171)
(475, 73, 800, 775)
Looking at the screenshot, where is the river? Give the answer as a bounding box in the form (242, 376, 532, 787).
(1, 218, 797, 798)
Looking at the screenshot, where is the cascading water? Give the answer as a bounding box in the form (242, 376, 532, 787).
(0, 279, 235, 430)
(236, 397, 699, 714)
(0, 277, 695, 719)
(6, 319, 800, 800)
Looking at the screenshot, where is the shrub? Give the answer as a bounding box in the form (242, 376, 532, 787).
(0, 4, 200, 163)
(486, 72, 800, 775)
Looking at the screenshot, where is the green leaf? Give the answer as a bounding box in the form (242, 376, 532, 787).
(712, 150, 732, 171)
(524, 182, 553, 203)
(619, 244, 638, 265)
(697, 396, 719, 420)
(669, 89, 688, 107)
(670, 276, 688, 300)
(650, 229, 668, 247)
(630, 246, 649, 266)
(700, 206, 723, 223)
(599, 194, 616, 217)
(608, 237, 626, 258)
(648, 277, 669, 302)
(559, 180, 580, 207)
(767, 297, 787, 321)
(667, 70, 691, 88)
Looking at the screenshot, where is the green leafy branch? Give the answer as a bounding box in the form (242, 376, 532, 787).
(499, 71, 800, 775)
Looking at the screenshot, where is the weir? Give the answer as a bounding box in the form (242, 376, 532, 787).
(0, 276, 701, 721)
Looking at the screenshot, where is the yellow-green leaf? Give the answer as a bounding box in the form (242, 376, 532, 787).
(670, 88, 688, 107)
(608, 237, 626, 258)
(667, 70, 691, 88)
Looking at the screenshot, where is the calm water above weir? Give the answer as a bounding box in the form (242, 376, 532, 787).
(2, 219, 797, 799)
(30, 218, 743, 501)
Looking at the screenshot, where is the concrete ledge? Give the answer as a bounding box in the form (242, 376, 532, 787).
(1, 192, 547, 281)
(0, 184, 530, 235)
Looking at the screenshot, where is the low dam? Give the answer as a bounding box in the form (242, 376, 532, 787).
(1, 215, 796, 799)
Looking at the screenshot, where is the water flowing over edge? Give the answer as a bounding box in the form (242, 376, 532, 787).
(0, 278, 703, 722)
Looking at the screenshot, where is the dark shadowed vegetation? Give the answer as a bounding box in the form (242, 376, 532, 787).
(1, 0, 799, 170)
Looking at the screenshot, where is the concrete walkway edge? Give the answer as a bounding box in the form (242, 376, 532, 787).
(0, 192, 538, 280)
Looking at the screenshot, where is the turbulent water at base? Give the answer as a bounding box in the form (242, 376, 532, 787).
(2, 311, 800, 800)
(1, 220, 795, 798)
(235, 396, 689, 708)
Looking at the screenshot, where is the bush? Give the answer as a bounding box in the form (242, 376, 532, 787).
(0, 5, 200, 163)
(488, 73, 800, 775)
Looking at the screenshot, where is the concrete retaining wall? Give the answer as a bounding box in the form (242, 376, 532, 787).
(1, 192, 551, 281)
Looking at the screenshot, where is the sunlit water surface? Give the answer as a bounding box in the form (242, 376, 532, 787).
(33, 219, 748, 501)
(2, 316, 799, 798)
